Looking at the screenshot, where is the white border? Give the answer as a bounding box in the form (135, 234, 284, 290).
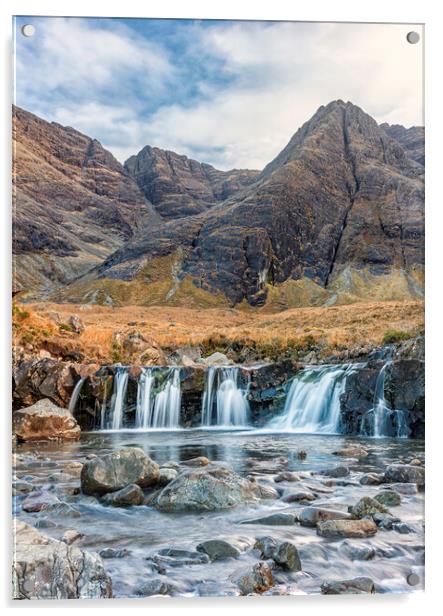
(1, 1, 442, 614)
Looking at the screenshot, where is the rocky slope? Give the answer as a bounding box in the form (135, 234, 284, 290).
(13, 106, 161, 296)
(69, 100, 424, 307)
(380, 123, 425, 166)
(125, 146, 258, 219)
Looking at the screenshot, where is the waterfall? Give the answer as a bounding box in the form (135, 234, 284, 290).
(135, 368, 155, 428)
(134, 368, 181, 429)
(109, 368, 129, 430)
(68, 377, 85, 414)
(362, 361, 409, 438)
(201, 367, 249, 427)
(151, 368, 181, 429)
(266, 364, 356, 433)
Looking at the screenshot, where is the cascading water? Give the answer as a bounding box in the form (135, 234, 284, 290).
(151, 368, 181, 429)
(266, 364, 357, 434)
(109, 368, 129, 430)
(201, 367, 250, 427)
(362, 361, 409, 438)
(135, 368, 181, 429)
(68, 377, 85, 414)
(135, 368, 155, 428)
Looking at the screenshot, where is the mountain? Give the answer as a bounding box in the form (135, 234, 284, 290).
(61, 100, 423, 308)
(125, 146, 259, 219)
(380, 123, 425, 166)
(12, 106, 161, 295)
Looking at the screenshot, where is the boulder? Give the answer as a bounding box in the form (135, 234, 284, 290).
(101, 484, 144, 506)
(372, 513, 401, 529)
(390, 482, 418, 495)
(12, 521, 112, 599)
(349, 496, 390, 518)
(384, 464, 425, 486)
(297, 506, 352, 527)
(154, 466, 260, 512)
(235, 561, 275, 595)
(374, 490, 401, 507)
(282, 490, 316, 503)
(359, 473, 384, 485)
(317, 519, 377, 539)
(81, 447, 159, 495)
(321, 577, 375, 595)
(202, 352, 231, 366)
(254, 537, 301, 571)
(12, 399, 80, 441)
(196, 539, 240, 561)
(67, 314, 85, 334)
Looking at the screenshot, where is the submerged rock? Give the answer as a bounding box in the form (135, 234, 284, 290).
(99, 547, 131, 559)
(317, 519, 378, 539)
(152, 548, 209, 567)
(372, 513, 401, 529)
(62, 529, 84, 545)
(384, 464, 425, 486)
(12, 399, 80, 442)
(359, 473, 385, 485)
(349, 496, 390, 518)
(12, 521, 112, 599)
(241, 512, 296, 526)
(338, 540, 376, 561)
(101, 484, 144, 507)
(321, 576, 375, 594)
(196, 539, 240, 561)
(81, 447, 159, 495)
(235, 561, 275, 595)
(22, 490, 61, 513)
(297, 506, 352, 527)
(274, 471, 301, 483)
(282, 490, 316, 503)
(154, 466, 260, 512)
(333, 447, 368, 458)
(390, 482, 418, 495)
(254, 536, 302, 571)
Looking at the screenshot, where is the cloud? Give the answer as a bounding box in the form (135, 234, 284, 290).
(14, 19, 423, 170)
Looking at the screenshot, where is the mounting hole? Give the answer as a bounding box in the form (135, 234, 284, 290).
(21, 24, 35, 37)
(406, 31, 420, 44)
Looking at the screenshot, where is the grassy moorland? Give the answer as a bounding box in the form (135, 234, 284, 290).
(13, 300, 424, 365)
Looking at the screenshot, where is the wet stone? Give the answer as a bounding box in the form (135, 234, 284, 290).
(297, 506, 352, 527)
(359, 473, 384, 485)
(282, 490, 316, 503)
(393, 522, 413, 534)
(384, 464, 425, 486)
(372, 513, 401, 529)
(317, 519, 378, 539)
(321, 576, 375, 594)
(254, 536, 302, 572)
(318, 466, 350, 478)
(235, 561, 275, 595)
(99, 548, 131, 559)
(153, 548, 210, 567)
(241, 512, 296, 526)
(274, 471, 301, 483)
(349, 496, 390, 518)
(101, 484, 144, 507)
(374, 490, 402, 507)
(338, 540, 376, 561)
(196, 539, 240, 561)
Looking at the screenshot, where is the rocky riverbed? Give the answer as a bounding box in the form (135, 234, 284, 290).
(13, 430, 424, 598)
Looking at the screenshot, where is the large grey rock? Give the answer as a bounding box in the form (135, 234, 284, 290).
(254, 536, 302, 571)
(12, 521, 112, 599)
(154, 466, 260, 512)
(81, 447, 159, 495)
(12, 399, 80, 442)
(384, 464, 425, 486)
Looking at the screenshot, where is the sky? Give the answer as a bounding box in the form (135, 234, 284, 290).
(14, 17, 423, 170)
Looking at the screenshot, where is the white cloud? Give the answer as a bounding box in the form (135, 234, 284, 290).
(15, 19, 423, 170)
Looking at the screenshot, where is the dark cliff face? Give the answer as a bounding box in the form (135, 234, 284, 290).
(12, 106, 160, 294)
(97, 100, 424, 306)
(380, 123, 425, 166)
(124, 146, 259, 220)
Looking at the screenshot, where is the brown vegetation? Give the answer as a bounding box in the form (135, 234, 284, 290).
(13, 300, 424, 365)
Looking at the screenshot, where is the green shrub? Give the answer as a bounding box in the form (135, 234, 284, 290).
(382, 329, 411, 344)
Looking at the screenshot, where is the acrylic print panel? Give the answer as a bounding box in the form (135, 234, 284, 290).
(12, 16, 424, 599)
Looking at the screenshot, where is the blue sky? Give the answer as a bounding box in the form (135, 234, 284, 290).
(14, 17, 423, 170)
